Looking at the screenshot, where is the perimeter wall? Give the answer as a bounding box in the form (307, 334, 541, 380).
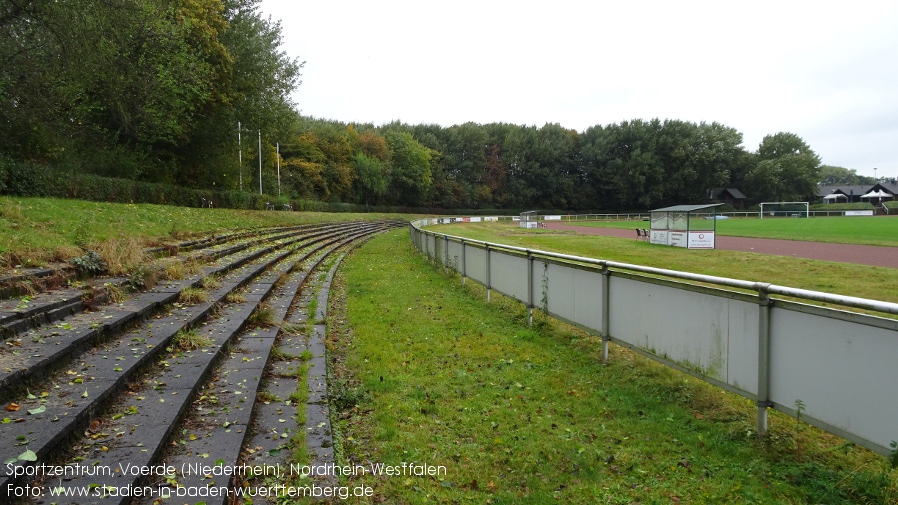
(409, 218, 898, 456)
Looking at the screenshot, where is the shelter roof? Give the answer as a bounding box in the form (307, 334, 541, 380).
(651, 203, 724, 213)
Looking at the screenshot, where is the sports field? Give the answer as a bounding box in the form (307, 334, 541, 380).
(429, 219, 898, 305)
(561, 215, 898, 247)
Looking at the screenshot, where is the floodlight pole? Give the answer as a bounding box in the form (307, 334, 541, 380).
(276, 142, 281, 196)
(258, 130, 263, 195)
(237, 121, 242, 191)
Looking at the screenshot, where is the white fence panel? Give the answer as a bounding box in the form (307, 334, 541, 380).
(535, 261, 604, 332)
(464, 245, 487, 285)
(447, 239, 464, 270)
(489, 251, 530, 303)
(607, 276, 758, 391)
(768, 305, 898, 452)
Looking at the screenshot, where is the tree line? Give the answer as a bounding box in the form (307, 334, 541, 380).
(1, 1, 874, 211)
(276, 118, 831, 211)
(1, 0, 301, 187)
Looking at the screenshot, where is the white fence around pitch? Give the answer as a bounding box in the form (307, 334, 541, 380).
(409, 218, 898, 456)
(430, 210, 885, 223)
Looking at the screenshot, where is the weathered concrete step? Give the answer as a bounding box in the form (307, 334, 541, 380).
(143, 268, 313, 504)
(29, 247, 314, 503)
(0, 227, 353, 395)
(239, 254, 350, 505)
(0, 222, 393, 498)
(0, 289, 84, 327)
(0, 239, 327, 481)
(303, 255, 345, 477)
(0, 291, 177, 395)
(0, 279, 131, 342)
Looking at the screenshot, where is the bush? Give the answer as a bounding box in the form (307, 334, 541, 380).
(71, 251, 107, 275)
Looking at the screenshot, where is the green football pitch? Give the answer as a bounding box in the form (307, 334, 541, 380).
(564, 216, 898, 247)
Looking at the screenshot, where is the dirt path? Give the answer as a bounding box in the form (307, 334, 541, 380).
(546, 222, 898, 269)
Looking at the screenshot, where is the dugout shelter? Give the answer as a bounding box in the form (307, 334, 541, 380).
(519, 210, 539, 229)
(649, 203, 724, 249)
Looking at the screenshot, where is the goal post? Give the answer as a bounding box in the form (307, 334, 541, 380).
(759, 202, 809, 219)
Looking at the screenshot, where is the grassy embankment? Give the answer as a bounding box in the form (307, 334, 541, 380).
(328, 230, 897, 504)
(0, 196, 407, 273)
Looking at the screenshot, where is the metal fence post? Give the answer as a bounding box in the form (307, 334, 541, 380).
(461, 239, 467, 285)
(444, 235, 449, 273)
(485, 244, 491, 303)
(756, 283, 772, 438)
(527, 251, 534, 326)
(601, 263, 611, 363)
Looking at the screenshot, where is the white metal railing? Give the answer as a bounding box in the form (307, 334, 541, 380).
(409, 218, 898, 457)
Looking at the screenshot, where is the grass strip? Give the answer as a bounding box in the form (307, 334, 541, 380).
(327, 230, 897, 504)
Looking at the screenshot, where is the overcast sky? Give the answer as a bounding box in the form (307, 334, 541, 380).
(260, 0, 898, 179)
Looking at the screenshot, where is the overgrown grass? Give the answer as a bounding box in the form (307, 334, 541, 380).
(563, 215, 898, 247)
(0, 196, 407, 270)
(432, 222, 898, 304)
(247, 303, 276, 328)
(172, 328, 212, 351)
(177, 287, 207, 305)
(328, 230, 897, 504)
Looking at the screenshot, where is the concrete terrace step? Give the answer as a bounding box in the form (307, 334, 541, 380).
(0, 231, 320, 398)
(24, 227, 387, 504)
(0, 220, 400, 501)
(0, 225, 310, 300)
(0, 242, 317, 490)
(0, 221, 373, 394)
(0, 280, 132, 342)
(0, 224, 333, 343)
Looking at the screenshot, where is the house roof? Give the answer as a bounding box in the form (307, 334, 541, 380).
(817, 181, 898, 197)
(710, 188, 747, 199)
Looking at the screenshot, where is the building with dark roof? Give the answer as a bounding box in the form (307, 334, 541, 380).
(817, 181, 897, 203)
(708, 188, 747, 208)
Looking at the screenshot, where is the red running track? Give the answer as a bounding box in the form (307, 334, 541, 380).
(545, 222, 898, 269)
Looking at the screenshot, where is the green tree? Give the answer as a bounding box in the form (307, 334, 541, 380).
(818, 165, 862, 185)
(384, 131, 432, 206)
(0, 0, 302, 190)
(353, 152, 388, 208)
(747, 133, 821, 202)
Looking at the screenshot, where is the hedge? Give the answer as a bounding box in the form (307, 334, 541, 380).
(0, 159, 622, 216)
